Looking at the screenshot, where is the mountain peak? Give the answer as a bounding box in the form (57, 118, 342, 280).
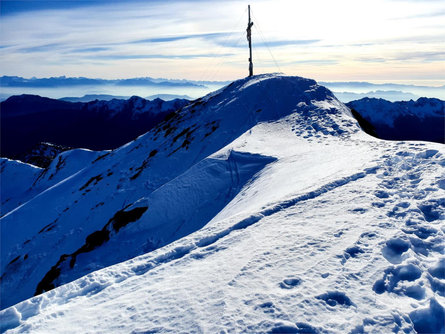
(1, 74, 360, 309)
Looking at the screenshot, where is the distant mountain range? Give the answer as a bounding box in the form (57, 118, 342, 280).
(333, 90, 419, 103)
(60, 93, 193, 103)
(321, 81, 445, 91)
(59, 94, 131, 102)
(1, 76, 443, 102)
(1, 94, 190, 164)
(0, 76, 205, 88)
(321, 81, 445, 101)
(146, 93, 193, 101)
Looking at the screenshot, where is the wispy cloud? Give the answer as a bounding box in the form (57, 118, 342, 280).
(291, 59, 338, 65)
(0, 0, 444, 83)
(395, 9, 445, 19)
(130, 32, 234, 44)
(355, 57, 387, 63)
(223, 39, 322, 48)
(90, 53, 235, 60)
(391, 51, 445, 62)
(71, 47, 112, 53)
(19, 43, 63, 53)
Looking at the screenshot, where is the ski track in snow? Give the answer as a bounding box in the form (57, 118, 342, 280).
(1, 74, 444, 333)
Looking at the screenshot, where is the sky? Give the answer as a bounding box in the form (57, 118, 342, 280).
(0, 0, 444, 85)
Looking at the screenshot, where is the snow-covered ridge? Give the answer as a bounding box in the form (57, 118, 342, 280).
(83, 95, 187, 118)
(1, 74, 444, 333)
(14, 142, 71, 168)
(348, 97, 444, 126)
(0, 94, 189, 161)
(1, 148, 102, 217)
(347, 97, 445, 143)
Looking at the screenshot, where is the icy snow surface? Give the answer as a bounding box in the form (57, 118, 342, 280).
(1, 74, 444, 333)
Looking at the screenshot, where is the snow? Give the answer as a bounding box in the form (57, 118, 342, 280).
(0, 158, 42, 215)
(347, 97, 444, 127)
(1, 149, 101, 217)
(1, 74, 444, 333)
(84, 95, 189, 118)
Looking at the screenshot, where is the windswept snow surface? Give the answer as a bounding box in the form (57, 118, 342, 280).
(1, 74, 444, 333)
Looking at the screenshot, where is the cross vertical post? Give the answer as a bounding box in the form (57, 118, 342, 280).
(247, 5, 254, 77)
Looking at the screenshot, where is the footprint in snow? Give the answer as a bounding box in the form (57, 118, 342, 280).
(409, 298, 445, 334)
(418, 199, 444, 222)
(416, 149, 439, 160)
(382, 237, 410, 264)
(270, 322, 319, 334)
(350, 207, 367, 214)
(373, 263, 426, 300)
(428, 258, 445, 280)
(409, 236, 443, 256)
(427, 258, 445, 296)
(256, 301, 277, 314)
(316, 291, 354, 307)
(403, 222, 438, 240)
(279, 278, 302, 289)
(374, 190, 390, 199)
(341, 245, 365, 264)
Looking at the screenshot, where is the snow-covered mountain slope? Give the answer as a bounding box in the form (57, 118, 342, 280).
(1, 149, 102, 217)
(1, 74, 444, 333)
(0, 159, 42, 214)
(347, 97, 445, 144)
(0, 74, 358, 309)
(14, 142, 72, 168)
(0, 95, 189, 159)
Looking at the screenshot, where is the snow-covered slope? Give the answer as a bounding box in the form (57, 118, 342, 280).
(14, 142, 72, 168)
(347, 97, 445, 143)
(1, 149, 102, 217)
(0, 159, 42, 214)
(1, 74, 444, 333)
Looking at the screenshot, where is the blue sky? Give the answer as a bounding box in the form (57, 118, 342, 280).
(0, 0, 444, 84)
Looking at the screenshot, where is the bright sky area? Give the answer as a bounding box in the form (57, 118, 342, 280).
(0, 0, 444, 85)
